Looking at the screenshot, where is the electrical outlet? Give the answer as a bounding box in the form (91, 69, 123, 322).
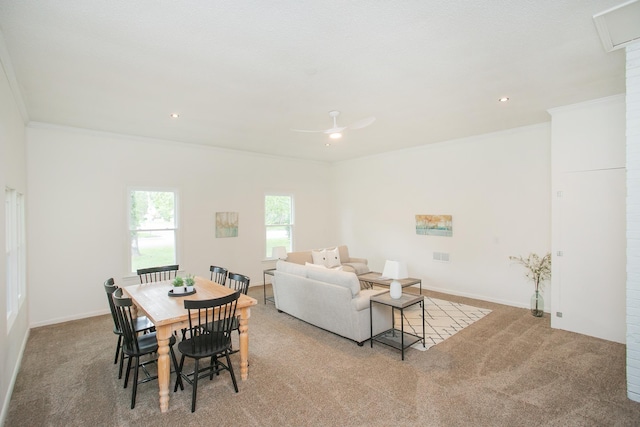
(556, 312, 563, 318)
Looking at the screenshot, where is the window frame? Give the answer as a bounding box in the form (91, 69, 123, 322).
(6, 187, 26, 331)
(127, 187, 180, 274)
(264, 193, 294, 258)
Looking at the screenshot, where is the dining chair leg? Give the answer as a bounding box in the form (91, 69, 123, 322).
(171, 348, 184, 391)
(118, 349, 126, 379)
(191, 359, 199, 413)
(114, 335, 122, 364)
(124, 356, 133, 389)
(209, 356, 215, 380)
(131, 357, 140, 409)
(225, 352, 239, 392)
(174, 355, 185, 392)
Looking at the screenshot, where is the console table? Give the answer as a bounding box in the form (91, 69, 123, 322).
(358, 271, 422, 294)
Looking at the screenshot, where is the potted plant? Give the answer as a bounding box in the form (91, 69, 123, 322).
(509, 252, 551, 317)
(184, 274, 196, 292)
(172, 276, 185, 294)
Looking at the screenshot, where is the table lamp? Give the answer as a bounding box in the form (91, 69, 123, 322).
(383, 260, 408, 299)
(271, 246, 287, 260)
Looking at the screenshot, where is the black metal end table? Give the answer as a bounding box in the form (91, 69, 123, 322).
(370, 291, 425, 360)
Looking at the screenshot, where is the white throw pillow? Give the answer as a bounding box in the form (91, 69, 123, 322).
(326, 247, 341, 268)
(311, 249, 328, 266)
(305, 262, 327, 269)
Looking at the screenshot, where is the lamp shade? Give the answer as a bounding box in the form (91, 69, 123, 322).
(271, 246, 287, 260)
(383, 260, 408, 299)
(382, 260, 408, 280)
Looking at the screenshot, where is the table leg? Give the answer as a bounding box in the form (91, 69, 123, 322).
(238, 307, 250, 380)
(263, 272, 267, 304)
(156, 325, 172, 413)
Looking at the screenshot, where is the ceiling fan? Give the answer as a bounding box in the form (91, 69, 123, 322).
(292, 111, 375, 139)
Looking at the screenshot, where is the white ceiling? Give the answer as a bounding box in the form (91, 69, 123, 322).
(0, 0, 626, 163)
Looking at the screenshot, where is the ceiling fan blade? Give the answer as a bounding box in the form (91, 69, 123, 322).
(290, 128, 325, 133)
(322, 126, 347, 135)
(346, 116, 376, 130)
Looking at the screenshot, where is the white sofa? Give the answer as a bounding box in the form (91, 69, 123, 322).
(284, 245, 370, 274)
(273, 260, 391, 345)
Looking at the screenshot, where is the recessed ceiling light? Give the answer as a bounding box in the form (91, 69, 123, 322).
(170, 113, 180, 118)
(325, 143, 331, 147)
(329, 132, 342, 139)
(498, 97, 510, 102)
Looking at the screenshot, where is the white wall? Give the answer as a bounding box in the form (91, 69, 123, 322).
(550, 95, 626, 343)
(26, 125, 336, 326)
(0, 47, 29, 424)
(626, 43, 640, 402)
(333, 124, 551, 308)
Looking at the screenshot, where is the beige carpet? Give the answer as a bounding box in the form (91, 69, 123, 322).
(5, 286, 640, 426)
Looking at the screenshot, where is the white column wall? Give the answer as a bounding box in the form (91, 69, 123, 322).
(549, 95, 627, 344)
(0, 48, 29, 424)
(26, 125, 336, 326)
(333, 124, 551, 308)
(626, 42, 640, 402)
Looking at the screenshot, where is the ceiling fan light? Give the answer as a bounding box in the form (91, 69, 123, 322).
(329, 132, 342, 139)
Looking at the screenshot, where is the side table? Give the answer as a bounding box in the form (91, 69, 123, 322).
(263, 268, 276, 304)
(370, 291, 425, 360)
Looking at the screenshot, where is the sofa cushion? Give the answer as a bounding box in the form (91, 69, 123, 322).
(286, 251, 313, 265)
(276, 260, 308, 277)
(306, 267, 360, 297)
(325, 247, 341, 268)
(338, 245, 350, 262)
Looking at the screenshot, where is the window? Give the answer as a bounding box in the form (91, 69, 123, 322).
(129, 189, 178, 273)
(6, 188, 26, 330)
(265, 194, 294, 257)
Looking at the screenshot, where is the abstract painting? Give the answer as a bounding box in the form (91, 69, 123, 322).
(216, 212, 239, 238)
(416, 214, 453, 237)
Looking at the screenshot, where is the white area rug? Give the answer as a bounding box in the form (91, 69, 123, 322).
(397, 297, 492, 351)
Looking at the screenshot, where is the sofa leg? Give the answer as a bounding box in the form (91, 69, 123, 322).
(357, 341, 364, 347)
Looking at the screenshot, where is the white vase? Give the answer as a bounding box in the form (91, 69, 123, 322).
(389, 280, 402, 299)
(173, 286, 184, 294)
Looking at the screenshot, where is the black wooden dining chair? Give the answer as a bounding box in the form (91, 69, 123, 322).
(174, 291, 241, 412)
(104, 278, 155, 379)
(136, 264, 179, 284)
(226, 272, 250, 295)
(209, 265, 228, 285)
(113, 289, 182, 409)
(209, 272, 250, 354)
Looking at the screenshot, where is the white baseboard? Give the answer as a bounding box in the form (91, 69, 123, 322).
(420, 284, 530, 310)
(29, 308, 110, 328)
(0, 327, 30, 426)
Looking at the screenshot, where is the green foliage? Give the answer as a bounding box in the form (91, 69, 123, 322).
(265, 195, 291, 225)
(185, 275, 195, 287)
(509, 252, 551, 293)
(172, 276, 184, 287)
(130, 190, 175, 229)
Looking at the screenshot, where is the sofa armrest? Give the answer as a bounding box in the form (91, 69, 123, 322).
(351, 289, 388, 311)
(348, 257, 368, 265)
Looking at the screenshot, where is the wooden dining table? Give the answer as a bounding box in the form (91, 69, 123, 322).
(123, 276, 258, 413)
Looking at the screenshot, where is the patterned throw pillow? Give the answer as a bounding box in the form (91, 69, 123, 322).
(325, 247, 341, 268)
(311, 249, 328, 266)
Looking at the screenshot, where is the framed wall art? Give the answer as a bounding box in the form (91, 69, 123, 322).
(215, 212, 239, 238)
(416, 214, 453, 237)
